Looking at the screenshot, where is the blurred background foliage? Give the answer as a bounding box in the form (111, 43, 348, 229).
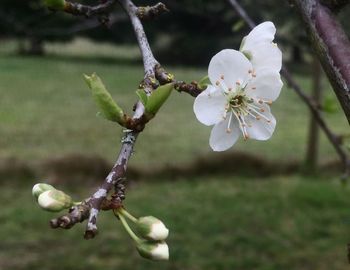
(1, 0, 349, 64)
(1, 1, 350, 270)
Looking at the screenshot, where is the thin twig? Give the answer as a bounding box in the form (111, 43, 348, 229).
(119, 0, 159, 89)
(63, 0, 117, 17)
(51, 0, 164, 239)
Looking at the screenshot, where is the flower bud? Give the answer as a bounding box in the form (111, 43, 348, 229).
(43, 0, 66, 10)
(32, 183, 56, 199)
(136, 241, 169, 261)
(37, 190, 73, 212)
(137, 216, 169, 241)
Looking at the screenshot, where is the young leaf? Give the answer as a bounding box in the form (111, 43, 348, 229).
(84, 73, 125, 125)
(136, 89, 149, 106)
(322, 95, 338, 114)
(145, 83, 174, 115)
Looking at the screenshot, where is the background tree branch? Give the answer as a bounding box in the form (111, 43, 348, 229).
(290, 0, 350, 123)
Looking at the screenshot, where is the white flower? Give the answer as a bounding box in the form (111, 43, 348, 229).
(194, 21, 283, 151)
(136, 241, 169, 261)
(32, 183, 56, 199)
(137, 216, 169, 241)
(37, 190, 73, 212)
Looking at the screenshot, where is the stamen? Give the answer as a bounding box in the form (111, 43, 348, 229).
(216, 81, 220, 86)
(218, 79, 229, 92)
(226, 112, 233, 133)
(255, 98, 273, 105)
(247, 105, 271, 122)
(240, 116, 249, 138)
(220, 75, 224, 80)
(231, 111, 249, 139)
(236, 81, 241, 86)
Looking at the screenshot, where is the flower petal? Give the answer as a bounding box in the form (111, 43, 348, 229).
(209, 115, 240, 151)
(193, 85, 227, 126)
(247, 43, 282, 73)
(245, 68, 283, 101)
(240, 21, 276, 50)
(208, 49, 253, 90)
(245, 104, 276, 140)
(240, 21, 282, 73)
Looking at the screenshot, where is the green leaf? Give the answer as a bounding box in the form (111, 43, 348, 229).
(136, 89, 149, 106)
(84, 73, 125, 125)
(322, 95, 338, 114)
(145, 83, 174, 115)
(43, 0, 65, 10)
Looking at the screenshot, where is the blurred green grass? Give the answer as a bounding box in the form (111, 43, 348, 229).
(1, 39, 350, 270)
(0, 39, 348, 169)
(1, 176, 350, 270)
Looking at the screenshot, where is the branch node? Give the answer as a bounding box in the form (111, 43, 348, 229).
(136, 2, 169, 20)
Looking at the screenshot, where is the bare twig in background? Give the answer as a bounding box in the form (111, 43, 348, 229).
(227, 0, 350, 177)
(320, 0, 350, 11)
(290, 0, 350, 122)
(63, 0, 117, 18)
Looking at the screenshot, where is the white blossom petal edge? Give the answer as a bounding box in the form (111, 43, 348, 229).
(193, 22, 283, 152)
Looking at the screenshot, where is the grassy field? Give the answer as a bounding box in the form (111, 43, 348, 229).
(2, 176, 350, 270)
(0, 39, 349, 169)
(1, 39, 350, 269)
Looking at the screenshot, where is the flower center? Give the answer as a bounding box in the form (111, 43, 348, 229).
(216, 74, 272, 140)
(225, 93, 251, 140)
(229, 95, 245, 107)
